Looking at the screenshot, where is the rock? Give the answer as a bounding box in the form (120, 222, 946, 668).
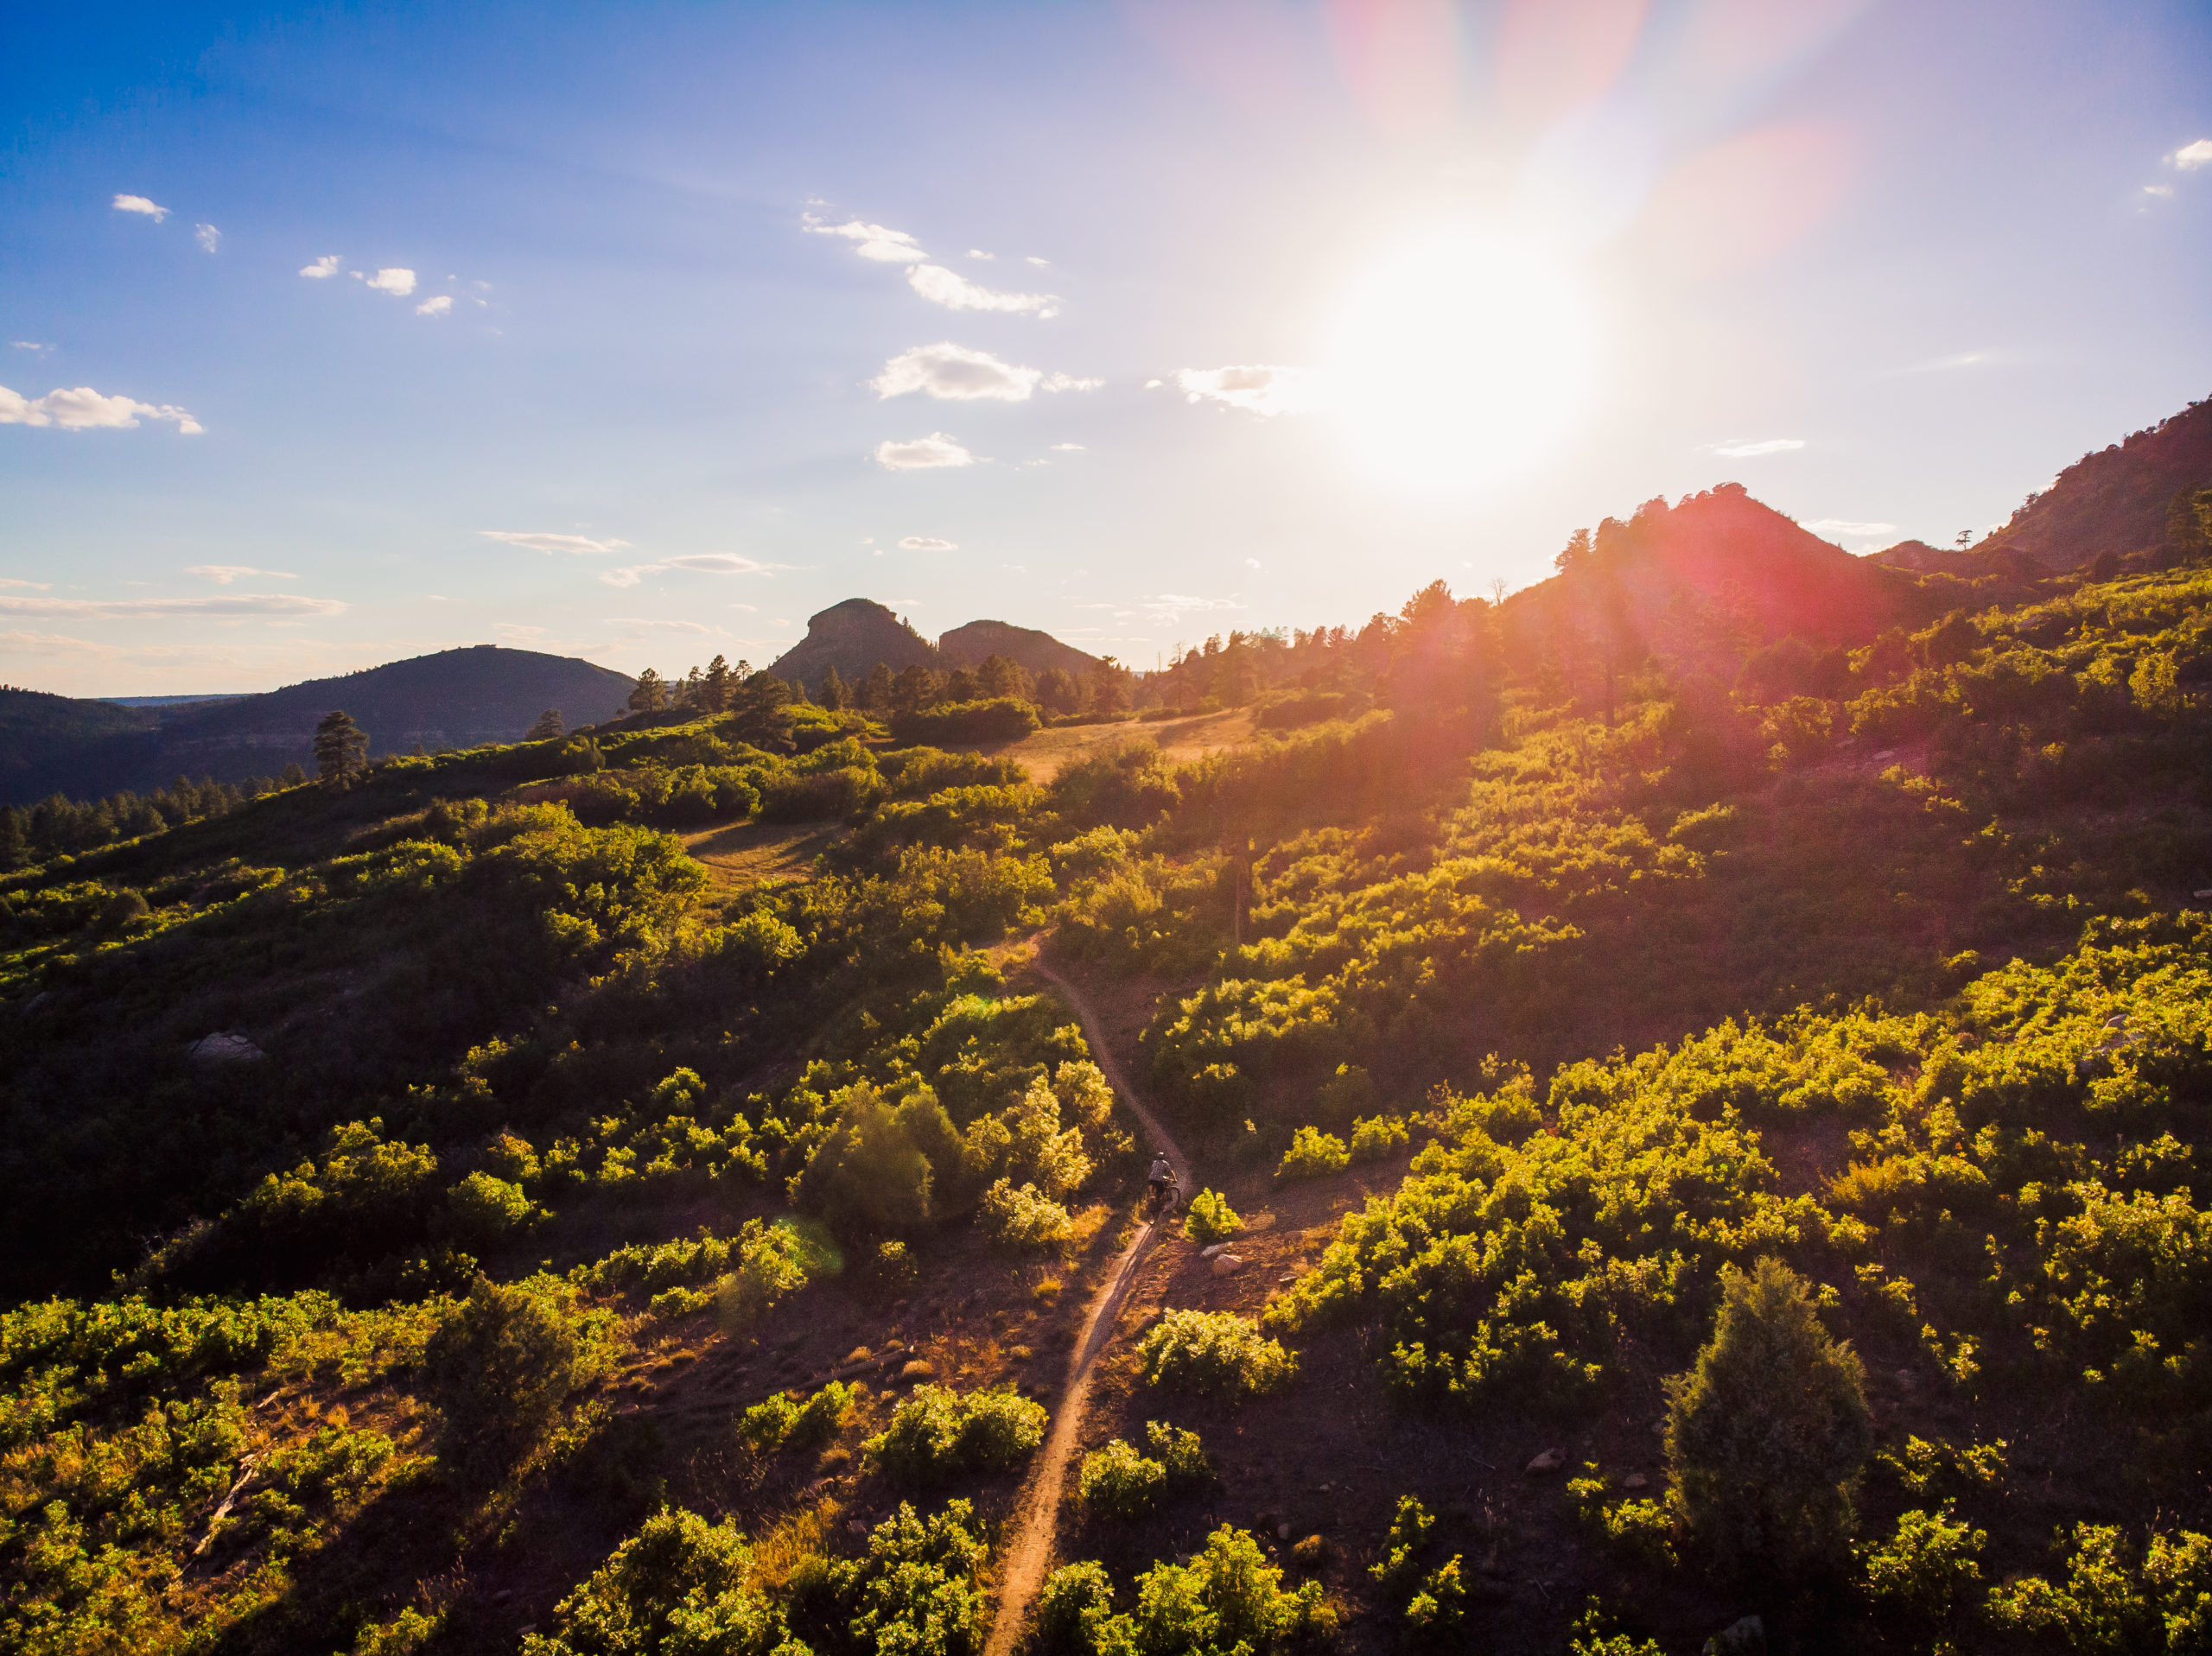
(1894, 1367, 1917, 1390)
(189, 1031, 266, 1065)
(1652, 1420, 1667, 1436)
(1703, 1615, 1765, 1655)
(1624, 1472, 1649, 1491)
(1523, 1448, 1564, 1475)
(1276, 1522, 1292, 1540)
(1201, 1242, 1230, 1259)
(1210, 1254, 1244, 1277)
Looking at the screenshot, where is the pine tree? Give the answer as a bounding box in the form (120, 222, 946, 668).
(863, 661, 896, 711)
(702, 654, 733, 713)
(1090, 655, 1132, 713)
(525, 709, 565, 740)
(627, 669, 669, 714)
(819, 664, 849, 710)
(280, 761, 308, 788)
(0, 806, 27, 872)
(313, 710, 370, 790)
(977, 654, 1032, 701)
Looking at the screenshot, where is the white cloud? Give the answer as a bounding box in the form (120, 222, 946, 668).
(0, 593, 346, 619)
(1141, 593, 1244, 623)
(0, 577, 53, 590)
(0, 630, 123, 659)
(874, 434, 975, 470)
(365, 268, 416, 296)
(1044, 372, 1103, 391)
(1899, 351, 1990, 374)
(967, 249, 995, 260)
(1173, 365, 1316, 417)
(1244, 558, 1263, 569)
(194, 223, 221, 253)
(906, 263, 1058, 317)
(416, 295, 453, 317)
(1706, 437, 1805, 458)
(899, 536, 957, 551)
(300, 255, 341, 279)
(872, 343, 1039, 402)
(480, 530, 633, 555)
(112, 194, 169, 221)
(494, 623, 549, 642)
(188, 565, 297, 584)
(1025, 256, 1049, 267)
(607, 617, 721, 635)
(2171, 139, 2212, 170)
(802, 215, 925, 263)
(1799, 518, 1897, 541)
(2143, 184, 2176, 199)
(11, 342, 50, 352)
(602, 553, 784, 587)
(0, 384, 202, 435)
(1051, 442, 1085, 451)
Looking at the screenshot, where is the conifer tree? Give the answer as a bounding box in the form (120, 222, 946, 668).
(819, 664, 849, 710)
(525, 709, 564, 740)
(313, 711, 370, 790)
(1090, 655, 1132, 713)
(0, 805, 27, 872)
(863, 661, 896, 710)
(627, 668, 669, 714)
(702, 654, 733, 713)
(280, 761, 308, 788)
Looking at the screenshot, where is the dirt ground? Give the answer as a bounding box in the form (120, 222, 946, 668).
(982, 709, 1259, 784)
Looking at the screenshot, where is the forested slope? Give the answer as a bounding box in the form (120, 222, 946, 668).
(1, 477, 2209, 1653)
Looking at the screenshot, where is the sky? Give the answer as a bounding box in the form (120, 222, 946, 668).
(3, 0, 2209, 696)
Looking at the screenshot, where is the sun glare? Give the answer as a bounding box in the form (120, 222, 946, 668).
(1327, 229, 1593, 490)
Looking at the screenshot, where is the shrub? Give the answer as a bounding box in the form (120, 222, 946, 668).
(1034, 1559, 1116, 1654)
(738, 1381, 855, 1455)
(1665, 1257, 1873, 1582)
(819, 1501, 989, 1656)
(1860, 1507, 1985, 1627)
(521, 1506, 792, 1656)
(1182, 1190, 1244, 1245)
(1276, 1126, 1350, 1180)
(1145, 1419, 1211, 1489)
(717, 1219, 818, 1325)
(1137, 1310, 1296, 1400)
(423, 1277, 586, 1480)
(1349, 1114, 1410, 1162)
(1371, 1495, 1438, 1601)
(444, 1171, 536, 1247)
(1984, 1524, 2212, 1649)
(1314, 1063, 1378, 1124)
(1079, 1437, 1166, 1520)
(977, 1178, 1075, 1251)
(1115, 1526, 1332, 1655)
(890, 698, 1042, 746)
(863, 1383, 1047, 1485)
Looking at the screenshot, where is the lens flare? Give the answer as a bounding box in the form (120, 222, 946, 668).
(1327, 229, 1594, 490)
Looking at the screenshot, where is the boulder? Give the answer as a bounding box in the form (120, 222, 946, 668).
(188, 1031, 266, 1065)
(1624, 1472, 1649, 1491)
(1210, 1254, 1244, 1278)
(1523, 1448, 1564, 1475)
(1200, 1242, 1230, 1259)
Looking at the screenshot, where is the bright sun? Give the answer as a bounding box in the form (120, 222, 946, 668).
(1328, 229, 1594, 490)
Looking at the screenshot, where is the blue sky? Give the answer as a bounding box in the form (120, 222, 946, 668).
(3, 0, 2209, 695)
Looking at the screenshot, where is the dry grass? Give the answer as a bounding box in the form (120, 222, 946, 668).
(680, 821, 840, 889)
(985, 708, 1259, 784)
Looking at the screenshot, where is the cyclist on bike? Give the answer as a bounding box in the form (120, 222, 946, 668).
(1146, 1152, 1178, 1213)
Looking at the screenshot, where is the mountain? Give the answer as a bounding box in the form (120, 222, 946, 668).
(938, 619, 1099, 679)
(1, 645, 633, 805)
(1962, 396, 2212, 573)
(767, 599, 1097, 694)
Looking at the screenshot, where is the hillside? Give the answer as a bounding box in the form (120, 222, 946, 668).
(2, 402, 2209, 1656)
(767, 598, 939, 693)
(1971, 396, 2212, 572)
(0, 645, 634, 804)
(940, 618, 1100, 679)
(0, 687, 158, 796)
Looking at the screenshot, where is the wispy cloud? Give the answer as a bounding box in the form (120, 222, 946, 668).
(1141, 593, 1244, 623)
(10, 342, 51, 353)
(601, 554, 784, 587)
(1897, 350, 1994, 374)
(112, 194, 169, 221)
(871, 343, 1098, 402)
(907, 264, 1058, 318)
(1172, 365, 1316, 416)
(494, 623, 550, 643)
(1705, 437, 1804, 458)
(875, 434, 975, 470)
(480, 530, 633, 555)
(194, 223, 221, 253)
(1050, 442, 1085, 452)
(0, 384, 202, 435)
(898, 536, 956, 551)
(300, 255, 341, 279)
(803, 215, 925, 263)
(188, 565, 298, 584)
(0, 577, 54, 590)
(416, 295, 452, 317)
(967, 249, 995, 261)
(365, 268, 416, 297)
(606, 617, 723, 635)
(0, 593, 345, 619)
(1799, 519, 1897, 542)
(2171, 138, 2212, 170)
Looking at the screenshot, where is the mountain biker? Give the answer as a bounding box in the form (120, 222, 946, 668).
(1147, 1152, 1177, 1211)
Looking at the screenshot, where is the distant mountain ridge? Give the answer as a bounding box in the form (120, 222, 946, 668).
(766, 599, 1100, 694)
(1, 646, 633, 805)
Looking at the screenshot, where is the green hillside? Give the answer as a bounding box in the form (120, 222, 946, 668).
(2, 445, 2210, 1655)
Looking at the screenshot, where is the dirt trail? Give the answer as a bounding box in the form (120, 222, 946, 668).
(983, 953, 1190, 1656)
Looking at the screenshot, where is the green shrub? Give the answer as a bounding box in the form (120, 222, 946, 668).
(423, 1277, 586, 1480)
(738, 1381, 855, 1455)
(1078, 1437, 1166, 1520)
(1348, 1114, 1410, 1162)
(1665, 1257, 1873, 1582)
(1033, 1559, 1116, 1655)
(1276, 1126, 1350, 1180)
(890, 698, 1042, 746)
(1314, 1063, 1378, 1124)
(1182, 1189, 1244, 1245)
(1115, 1525, 1332, 1655)
(523, 1506, 791, 1656)
(1860, 1507, 1985, 1627)
(444, 1171, 536, 1247)
(977, 1178, 1075, 1250)
(863, 1383, 1047, 1485)
(717, 1219, 818, 1325)
(1145, 1419, 1211, 1489)
(1404, 1555, 1465, 1637)
(1984, 1524, 2212, 1650)
(1137, 1310, 1296, 1400)
(826, 1501, 989, 1656)
(1371, 1495, 1438, 1601)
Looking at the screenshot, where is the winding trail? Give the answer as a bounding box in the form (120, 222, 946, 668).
(983, 952, 1192, 1656)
